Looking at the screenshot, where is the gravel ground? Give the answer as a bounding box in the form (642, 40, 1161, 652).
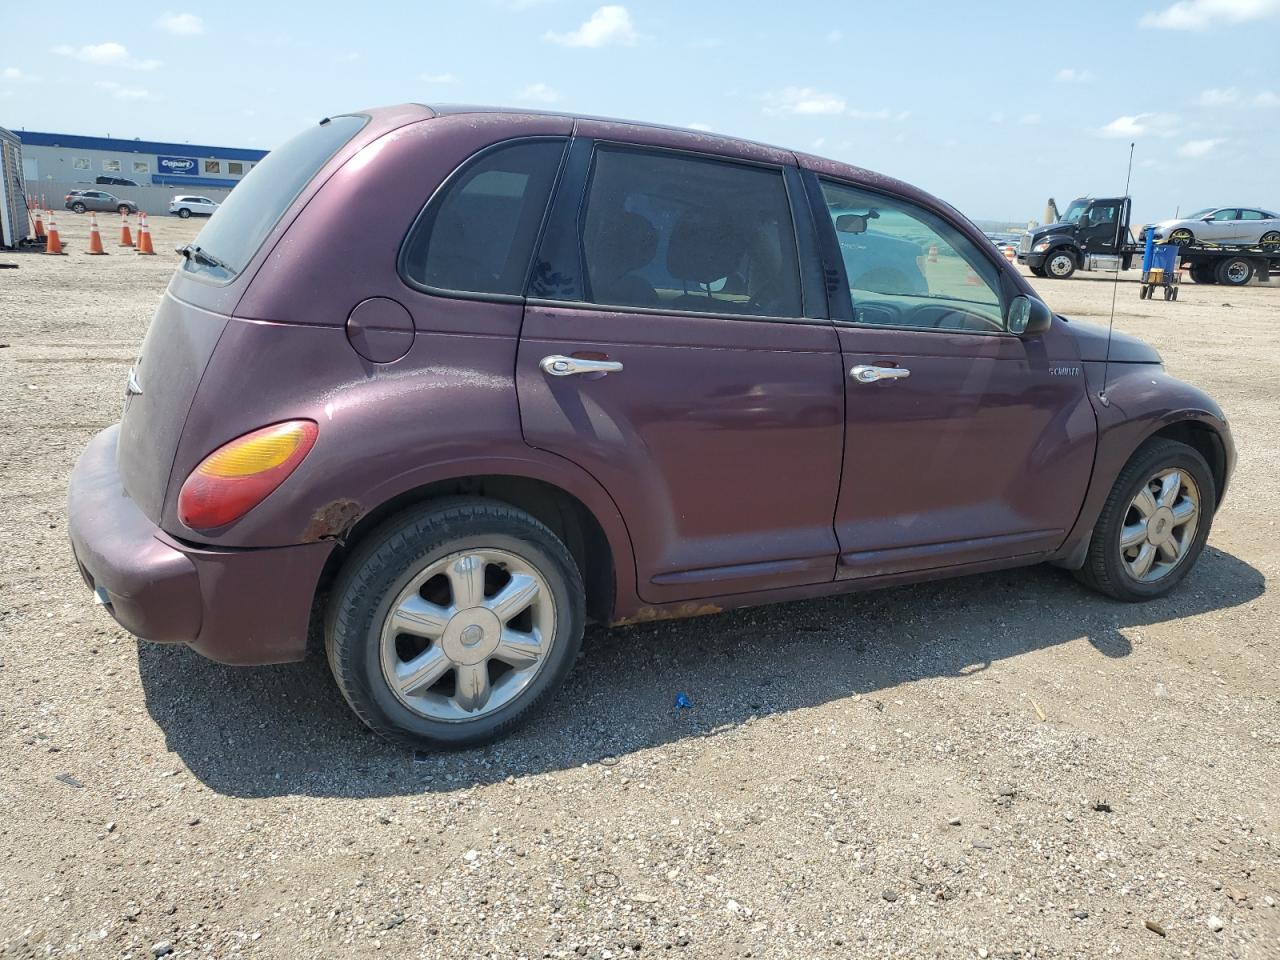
(1, 219, 1277, 959)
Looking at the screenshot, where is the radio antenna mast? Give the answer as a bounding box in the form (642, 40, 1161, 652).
(1099, 141, 1135, 407)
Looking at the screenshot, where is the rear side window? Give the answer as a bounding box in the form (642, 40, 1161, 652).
(579, 147, 802, 318)
(401, 139, 566, 297)
(181, 114, 367, 280)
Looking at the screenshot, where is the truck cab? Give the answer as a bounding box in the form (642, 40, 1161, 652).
(1018, 196, 1134, 279)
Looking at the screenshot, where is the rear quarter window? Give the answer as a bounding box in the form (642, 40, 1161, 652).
(181, 114, 368, 281)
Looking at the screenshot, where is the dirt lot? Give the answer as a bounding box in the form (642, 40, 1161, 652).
(1, 218, 1277, 959)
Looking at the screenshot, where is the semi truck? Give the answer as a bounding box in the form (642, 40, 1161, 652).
(1017, 195, 1279, 286)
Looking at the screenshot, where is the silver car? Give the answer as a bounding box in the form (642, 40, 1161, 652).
(64, 190, 139, 215)
(1151, 206, 1280, 246)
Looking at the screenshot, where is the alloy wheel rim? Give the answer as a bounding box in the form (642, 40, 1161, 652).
(379, 548, 556, 722)
(1170, 230, 1192, 244)
(1118, 468, 1200, 583)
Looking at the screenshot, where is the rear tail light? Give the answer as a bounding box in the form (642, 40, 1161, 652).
(178, 420, 318, 530)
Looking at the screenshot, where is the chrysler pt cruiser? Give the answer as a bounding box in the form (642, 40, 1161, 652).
(67, 105, 1235, 747)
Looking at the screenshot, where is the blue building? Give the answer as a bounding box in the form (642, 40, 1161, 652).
(17, 130, 268, 190)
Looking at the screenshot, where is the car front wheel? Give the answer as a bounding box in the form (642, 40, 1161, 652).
(1169, 229, 1194, 245)
(1075, 438, 1214, 601)
(326, 498, 585, 749)
(1045, 249, 1076, 279)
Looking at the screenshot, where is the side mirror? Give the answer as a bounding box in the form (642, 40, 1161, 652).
(1202, 216, 1215, 222)
(1006, 295, 1053, 337)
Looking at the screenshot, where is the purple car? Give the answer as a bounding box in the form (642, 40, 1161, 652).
(67, 105, 1235, 748)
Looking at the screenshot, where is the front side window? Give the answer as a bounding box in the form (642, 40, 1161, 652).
(401, 138, 566, 296)
(1210, 208, 1238, 221)
(578, 147, 802, 318)
(1085, 202, 1118, 227)
(818, 179, 1003, 333)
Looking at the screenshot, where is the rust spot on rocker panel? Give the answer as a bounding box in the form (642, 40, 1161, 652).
(610, 602, 723, 627)
(301, 498, 362, 542)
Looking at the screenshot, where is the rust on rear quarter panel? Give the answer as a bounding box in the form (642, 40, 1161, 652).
(301, 498, 362, 542)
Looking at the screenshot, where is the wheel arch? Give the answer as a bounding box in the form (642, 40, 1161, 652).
(1147, 418, 1229, 508)
(316, 469, 628, 625)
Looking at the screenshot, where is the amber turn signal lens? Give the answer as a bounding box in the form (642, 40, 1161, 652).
(178, 420, 318, 530)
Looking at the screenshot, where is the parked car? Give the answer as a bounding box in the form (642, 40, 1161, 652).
(64, 190, 138, 215)
(169, 195, 220, 219)
(1150, 207, 1280, 246)
(96, 175, 140, 187)
(67, 105, 1236, 748)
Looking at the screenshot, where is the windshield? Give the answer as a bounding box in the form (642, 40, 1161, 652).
(182, 114, 367, 280)
(1061, 199, 1090, 224)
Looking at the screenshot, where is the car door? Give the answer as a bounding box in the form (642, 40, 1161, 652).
(1238, 209, 1275, 243)
(802, 168, 1096, 579)
(517, 135, 845, 604)
(1202, 208, 1239, 241)
(1077, 199, 1122, 255)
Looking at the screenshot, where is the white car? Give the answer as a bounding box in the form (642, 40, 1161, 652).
(1150, 206, 1280, 246)
(169, 195, 220, 219)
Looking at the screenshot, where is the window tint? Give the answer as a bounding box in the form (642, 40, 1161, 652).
(1239, 209, 1265, 220)
(818, 179, 1004, 333)
(181, 114, 367, 280)
(1210, 209, 1238, 221)
(579, 147, 802, 318)
(401, 139, 566, 296)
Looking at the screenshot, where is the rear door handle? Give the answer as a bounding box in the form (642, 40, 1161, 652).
(540, 355, 623, 377)
(851, 364, 910, 384)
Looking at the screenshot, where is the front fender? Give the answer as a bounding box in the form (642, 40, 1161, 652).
(1055, 363, 1234, 562)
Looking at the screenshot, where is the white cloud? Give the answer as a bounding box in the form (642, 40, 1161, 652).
(421, 72, 457, 83)
(52, 42, 160, 71)
(848, 107, 891, 120)
(1, 66, 38, 83)
(155, 13, 204, 36)
(1196, 86, 1238, 105)
(826, 29, 844, 42)
(94, 80, 154, 101)
(516, 82, 560, 103)
(545, 5, 638, 47)
(1177, 137, 1227, 156)
(1055, 67, 1094, 83)
(1019, 113, 1042, 125)
(1140, 0, 1280, 30)
(1098, 112, 1180, 137)
(763, 86, 846, 115)
(1254, 90, 1280, 107)
(811, 137, 827, 149)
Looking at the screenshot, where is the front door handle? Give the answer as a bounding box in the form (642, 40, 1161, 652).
(540, 355, 623, 377)
(851, 364, 910, 384)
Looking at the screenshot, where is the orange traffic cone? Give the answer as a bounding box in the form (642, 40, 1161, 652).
(1003, 246, 1015, 263)
(33, 206, 46, 240)
(86, 213, 108, 255)
(44, 212, 65, 255)
(927, 244, 938, 263)
(118, 212, 135, 248)
(135, 213, 156, 255)
(965, 267, 981, 286)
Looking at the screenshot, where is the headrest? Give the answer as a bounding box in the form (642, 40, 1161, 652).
(666, 209, 744, 284)
(595, 211, 658, 276)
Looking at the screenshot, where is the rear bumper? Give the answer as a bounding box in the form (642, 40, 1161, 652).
(67, 425, 334, 665)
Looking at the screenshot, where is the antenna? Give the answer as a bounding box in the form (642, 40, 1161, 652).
(1098, 141, 1135, 407)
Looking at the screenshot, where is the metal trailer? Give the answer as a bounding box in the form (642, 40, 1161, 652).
(1174, 239, 1280, 286)
(0, 125, 31, 249)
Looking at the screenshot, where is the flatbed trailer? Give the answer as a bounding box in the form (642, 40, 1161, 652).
(1156, 236, 1279, 286)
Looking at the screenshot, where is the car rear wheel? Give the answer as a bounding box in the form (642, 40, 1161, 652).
(117, 204, 129, 215)
(71, 202, 86, 214)
(1260, 231, 1280, 245)
(1074, 438, 1214, 601)
(326, 498, 585, 749)
(177, 208, 191, 219)
(1168, 229, 1194, 245)
(1216, 257, 1253, 286)
(1045, 249, 1076, 279)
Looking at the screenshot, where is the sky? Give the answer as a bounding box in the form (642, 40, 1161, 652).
(2, 0, 1278, 224)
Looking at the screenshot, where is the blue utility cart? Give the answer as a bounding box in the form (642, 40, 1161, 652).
(1139, 229, 1181, 300)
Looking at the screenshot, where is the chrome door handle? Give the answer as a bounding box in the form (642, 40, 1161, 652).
(851, 364, 910, 384)
(540, 355, 623, 377)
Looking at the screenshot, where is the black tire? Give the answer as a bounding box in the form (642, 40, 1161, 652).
(1168, 229, 1194, 245)
(1029, 265, 1047, 277)
(1171, 285, 1178, 301)
(1044, 248, 1076, 279)
(71, 202, 86, 214)
(325, 498, 586, 749)
(117, 204, 129, 215)
(1074, 438, 1215, 602)
(1139, 285, 1150, 299)
(1189, 265, 1216, 284)
(177, 207, 191, 219)
(1260, 231, 1280, 246)
(1215, 256, 1253, 286)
